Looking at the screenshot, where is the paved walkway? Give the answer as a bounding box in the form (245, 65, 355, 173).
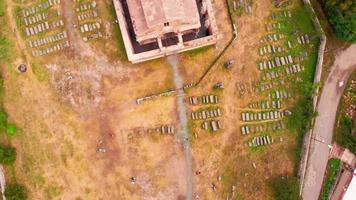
(302, 44, 356, 200)
(168, 55, 193, 200)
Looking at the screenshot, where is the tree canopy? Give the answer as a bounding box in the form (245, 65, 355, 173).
(323, 0, 356, 42)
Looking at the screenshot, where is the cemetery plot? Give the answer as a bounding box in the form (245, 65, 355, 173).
(239, 2, 319, 150)
(75, 0, 103, 42)
(248, 100, 282, 109)
(240, 120, 286, 135)
(248, 135, 274, 147)
(188, 95, 219, 105)
(17, 0, 70, 57)
(188, 94, 223, 133)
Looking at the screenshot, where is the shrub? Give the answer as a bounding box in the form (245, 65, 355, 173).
(6, 124, 17, 136)
(336, 115, 355, 153)
(5, 184, 27, 200)
(0, 146, 16, 164)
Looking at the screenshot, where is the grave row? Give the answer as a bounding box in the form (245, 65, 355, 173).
(202, 120, 222, 132)
(160, 125, 174, 135)
(266, 22, 281, 31)
(262, 70, 282, 81)
(261, 33, 284, 43)
(241, 121, 285, 135)
(268, 90, 291, 99)
(22, 0, 60, 17)
(286, 64, 305, 75)
(31, 40, 70, 57)
(29, 31, 67, 48)
(232, 0, 253, 14)
(191, 108, 222, 121)
(188, 95, 219, 105)
(76, 1, 97, 12)
(258, 44, 284, 56)
(80, 22, 101, 33)
(77, 10, 98, 21)
(258, 55, 294, 72)
(256, 79, 287, 92)
(275, 55, 294, 67)
(23, 13, 48, 26)
(25, 20, 64, 36)
(297, 34, 310, 45)
(271, 10, 292, 19)
(241, 110, 284, 122)
(83, 31, 103, 42)
(146, 125, 175, 135)
(248, 100, 282, 110)
(248, 135, 273, 147)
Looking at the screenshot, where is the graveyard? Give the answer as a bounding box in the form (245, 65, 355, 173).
(0, 0, 322, 199)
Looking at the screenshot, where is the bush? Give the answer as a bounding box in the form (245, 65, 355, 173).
(5, 184, 27, 200)
(270, 176, 300, 200)
(0, 146, 16, 164)
(336, 115, 356, 153)
(6, 124, 17, 136)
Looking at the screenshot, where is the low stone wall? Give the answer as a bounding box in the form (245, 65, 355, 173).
(298, 0, 327, 196)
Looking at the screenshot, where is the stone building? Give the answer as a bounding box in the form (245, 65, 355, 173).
(113, 0, 218, 63)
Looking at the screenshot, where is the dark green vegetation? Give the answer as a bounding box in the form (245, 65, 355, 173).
(336, 115, 355, 152)
(321, 0, 356, 42)
(320, 159, 341, 200)
(0, 145, 16, 164)
(5, 184, 28, 200)
(270, 176, 300, 200)
(335, 72, 356, 153)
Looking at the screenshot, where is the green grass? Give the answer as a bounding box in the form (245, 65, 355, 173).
(108, 2, 127, 61)
(182, 45, 213, 58)
(320, 159, 340, 200)
(269, 176, 300, 200)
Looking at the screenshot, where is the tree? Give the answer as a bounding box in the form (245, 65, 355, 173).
(0, 146, 16, 164)
(5, 184, 27, 200)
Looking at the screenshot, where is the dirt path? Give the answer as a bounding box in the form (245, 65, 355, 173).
(302, 44, 356, 200)
(167, 55, 193, 200)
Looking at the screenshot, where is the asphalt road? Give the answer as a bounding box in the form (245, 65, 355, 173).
(302, 44, 356, 200)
